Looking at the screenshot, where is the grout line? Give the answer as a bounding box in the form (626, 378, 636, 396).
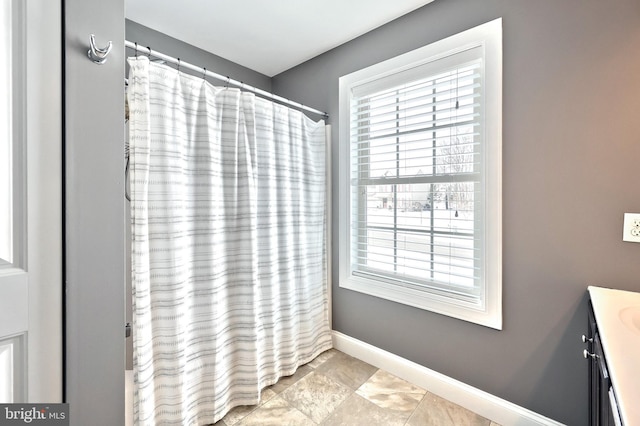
(227, 348, 478, 426)
(403, 391, 428, 426)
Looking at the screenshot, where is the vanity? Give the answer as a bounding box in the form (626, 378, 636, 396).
(586, 286, 640, 426)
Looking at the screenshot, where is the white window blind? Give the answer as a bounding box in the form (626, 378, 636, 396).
(339, 18, 502, 329)
(350, 50, 483, 303)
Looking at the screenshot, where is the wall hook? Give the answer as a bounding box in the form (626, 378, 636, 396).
(88, 34, 113, 65)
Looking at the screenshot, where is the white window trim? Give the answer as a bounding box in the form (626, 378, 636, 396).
(338, 18, 502, 329)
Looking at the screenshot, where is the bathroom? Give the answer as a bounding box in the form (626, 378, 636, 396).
(2, 0, 640, 425)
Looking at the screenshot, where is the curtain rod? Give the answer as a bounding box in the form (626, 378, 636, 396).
(125, 40, 328, 118)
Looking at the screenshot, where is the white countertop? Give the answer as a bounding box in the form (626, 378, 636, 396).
(588, 286, 640, 426)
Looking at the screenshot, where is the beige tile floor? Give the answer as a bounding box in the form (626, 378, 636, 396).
(214, 349, 501, 426)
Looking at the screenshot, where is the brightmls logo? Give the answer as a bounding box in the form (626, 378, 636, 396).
(0, 404, 68, 425)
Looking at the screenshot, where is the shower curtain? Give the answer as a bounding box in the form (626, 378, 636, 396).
(127, 56, 332, 426)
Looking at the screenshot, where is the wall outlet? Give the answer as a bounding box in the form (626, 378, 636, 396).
(623, 213, 640, 243)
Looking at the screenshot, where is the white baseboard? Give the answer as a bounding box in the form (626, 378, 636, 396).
(332, 331, 565, 426)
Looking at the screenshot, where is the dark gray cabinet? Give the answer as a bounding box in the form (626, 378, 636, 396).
(586, 301, 623, 426)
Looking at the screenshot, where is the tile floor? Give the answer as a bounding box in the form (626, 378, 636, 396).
(213, 349, 500, 426)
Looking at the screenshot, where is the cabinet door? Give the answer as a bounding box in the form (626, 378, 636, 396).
(588, 302, 624, 426)
(588, 353, 599, 425)
(587, 304, 598, 425)
(608, 387, 623, 426)
(594, 333, 612, 425)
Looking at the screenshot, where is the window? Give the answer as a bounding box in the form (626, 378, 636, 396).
(338, 19, 502, 329)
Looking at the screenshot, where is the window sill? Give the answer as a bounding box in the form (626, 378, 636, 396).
(339, 273, 502, 330)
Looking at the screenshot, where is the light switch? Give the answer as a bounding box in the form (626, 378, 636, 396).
(622, 213, 640, 243)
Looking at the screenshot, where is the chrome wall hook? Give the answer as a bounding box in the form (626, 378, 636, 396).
(88, 34, 113, 65)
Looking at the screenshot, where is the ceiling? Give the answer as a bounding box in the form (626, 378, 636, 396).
(125, 0, 435, 77)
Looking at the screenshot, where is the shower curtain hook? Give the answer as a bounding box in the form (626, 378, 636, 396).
(225, 76, 230, 88)
(177, 58, 181, 72)
(202, 68, 207, 80)
(146, 46, 151, 58)
(134, 42, 138, 58)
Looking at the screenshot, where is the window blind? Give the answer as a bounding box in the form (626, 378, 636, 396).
(349, 51, 485, 302)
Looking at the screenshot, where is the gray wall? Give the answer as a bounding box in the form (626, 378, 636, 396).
(125, 20, 272, 91)
(64, 0, 125, 424)
(123, 20, 273, 370)
(272, 0, 640, 424)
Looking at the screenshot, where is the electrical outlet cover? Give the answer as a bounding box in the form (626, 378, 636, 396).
(623, 213, 640, 243)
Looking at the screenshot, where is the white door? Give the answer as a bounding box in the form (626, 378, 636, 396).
(0, 0, 62, 403)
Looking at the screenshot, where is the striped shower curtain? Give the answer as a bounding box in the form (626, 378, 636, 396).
(127, 57, 332, 425)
